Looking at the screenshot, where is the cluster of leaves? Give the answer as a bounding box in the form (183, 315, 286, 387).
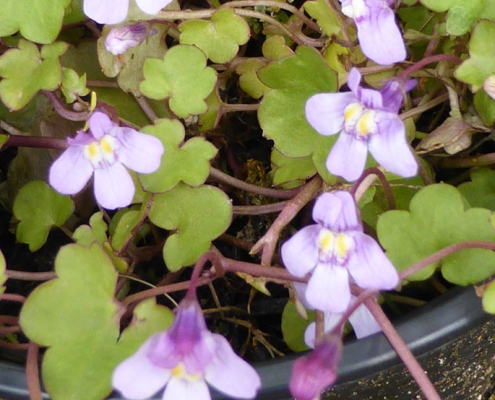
(0, 0, 494, 398)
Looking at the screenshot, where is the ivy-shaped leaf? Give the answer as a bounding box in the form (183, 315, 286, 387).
(149, 183, 232, 271)
(0, 40, 68, 110)
(420, 0, 495, 36)
(303, 0, 341, 36)
(139, 119, 218, 193)
(19, 243, 173, 400)
(179, 8, 250, 64)
(73, 212, 108, 247)
(261, 35, 294, 61)
(270, 149, 316, 188)
(13, 181, 74, 251)
(111, 207, 146, 252)
(455, 20, 495, 92)
(198, 89, 222, 131)
(236, 59, 271, 99)
(458, 168, 495, 211)
(377, 184, 495, 284)
(0, 0, 71, 44)
(61, 67, 89, 103)
(281, 300, 314, 352)
(258, 45, 338, 179)
(474, 90, 495, 127)
(140, 45, 217, 118)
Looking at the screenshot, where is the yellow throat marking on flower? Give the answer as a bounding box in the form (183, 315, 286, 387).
(318, 228, 352, 263)
(100, 136, 114, 156)
(356, 112, 374, 137)
(84, 135, 117, 166)
(85, 142, 100, 160)
(344, 103, 362, 123)
(171, 362, 202, 382)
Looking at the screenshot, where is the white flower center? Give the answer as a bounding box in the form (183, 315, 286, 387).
(344, 102, 377, 139)
(317, 228, 355, 265)
(171, 362, 203, 382)
(83, 135, 118, 168)
(341, 0, 367, 20)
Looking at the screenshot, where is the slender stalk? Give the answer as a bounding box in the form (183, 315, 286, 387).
(365, 299, 442, 400)
(232, 201, 289, 215)
(26, 342, 43, 400)
(0, 293, 26, 303)
(399, 54, 463, 81)
(134, 95, 159, 123)
(6, 270, 57, 281)
(400, 93, 449, 121)
(351, 167, 395, 210)
(2, 134, 68, 150)
(42, 90, 89, 121)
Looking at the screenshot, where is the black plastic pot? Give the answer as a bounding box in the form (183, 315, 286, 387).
(0, 287, 492, 399)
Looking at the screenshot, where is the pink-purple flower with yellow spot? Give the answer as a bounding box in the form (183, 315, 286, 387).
(305, 68, 417, 182)
(112, 291, 261, 400)
(49, 111, 163, 210)
(281, 191, 398, 312)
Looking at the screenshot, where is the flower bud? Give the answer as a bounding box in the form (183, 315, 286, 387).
(289, 334, 342, 400)
(484, 76, 495, 101)
(104, 23, 154, 55)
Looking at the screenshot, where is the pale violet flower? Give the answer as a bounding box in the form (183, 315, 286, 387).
(306, 68, 417, 182)
(84, 0, 173, 25)
(112, 293, 261, 400)
(281, 191, 399, 313)
(105, 23, 157, 55)
(289, 333, 342, 400)
(294, 283, 381, 345)
(49, 111, 163, 210)
(340, 0, 406, 65)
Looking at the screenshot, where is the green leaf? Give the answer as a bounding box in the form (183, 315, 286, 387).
(0, 40, 68, 110)
(0, 250, 7, 295)
(0, 0, 71, 44)
(258, 46, 337, 172)
(149, 183, 232, 271)
(474, 90, 495, 127)
(139, 119, 218, 192)
(140, 45, 217, 118)
(482, 280, 495, 314)
(179, 9, 250, 63)
(271, 149, 316, 187)
(377, 184, 495, 284)
(455, 20, 495, 92)
(111, 208, 144, 252)
(19, 243, 173, 400)
(236, 59, 270, 100)
(13, 181, 74, 251)
(281, 300, 314, 352)
(73, 212, 108, 247)
(303, 0, 341, 36)
(458, 168, 495, 210)
(61, 67, 89, 103)
(198, 89, 222, 131)
(261, 35, 293, 61)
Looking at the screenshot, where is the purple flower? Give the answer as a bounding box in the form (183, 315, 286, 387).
(294, 283, 381, 344)
(49, 111, 163, 210)
(84, 0, 173, 25)
(306, 68, 417, 182)
(339, 0, 406, 65)
(105, 23, 157, 55)
(112, 294, 261, 400)
(281, 191, 399, 313)
(289, 334, 342, 400)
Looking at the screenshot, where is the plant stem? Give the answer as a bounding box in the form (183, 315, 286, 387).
(351, 167, 395, 210)
(26, 342, 43, 400)
(365, 299, 442, 400)
(2, 134, 68, 150)
(42, 90, 89, 121)
(232, 201, 289, 215)
(399, 54, 463, 81)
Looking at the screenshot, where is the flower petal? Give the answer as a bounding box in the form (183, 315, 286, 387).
(368, 112, 418, 178)
(83, 0, 129, 25)
(306, 263, 351, 312)
(305, 93, 356, 136)
(349, 303, 381, 339)
(281, 225, 320, 277)
(112, 333, 171, 399)
(136, 0, 173, 14)
(114, 128, 164, 174)
(347, 232, 399, 290)
(312, 191, 362, 232)
(326, 132, 368, 182)
(89, 111, 115, 139)
(163, 377, 211, 400)
(355, 0, 406, 65)
(347, 68, 361, 96)
(49, 146, 93, 195)
(93, 163, 135, 209)
(205, 334, 261, 399)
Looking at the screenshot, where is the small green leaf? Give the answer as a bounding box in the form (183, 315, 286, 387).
(19, 243, 173, 400)
(377, 184, 495, 284)
(13, 181, 74, 251)
(261, 35, 293, 61)
(111, 209, 143, 252)
(270, 149, 316, 187)
(149, 183, 232, 271)
(198, 89, 222, 131)
(458, 168, 495, 210)
(281, 300, 314, 352)
(304, 0, 341, 36)
(0, 0, 71, 44)
(73, 212, 108, 247)
(482, 280, 495, 314)
(474, 90, 495, 127)
(139, 119, 218, 193)
(140, 45, 217, 118)
(0, 40, 68, 110)
(455, 20, 495, 92)
(236, 59, 270, 99)
(179, 9, 250, 63)
(61, 67, 89, 103)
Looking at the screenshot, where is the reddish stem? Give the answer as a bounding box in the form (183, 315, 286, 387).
(26, 342, 43, 400)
